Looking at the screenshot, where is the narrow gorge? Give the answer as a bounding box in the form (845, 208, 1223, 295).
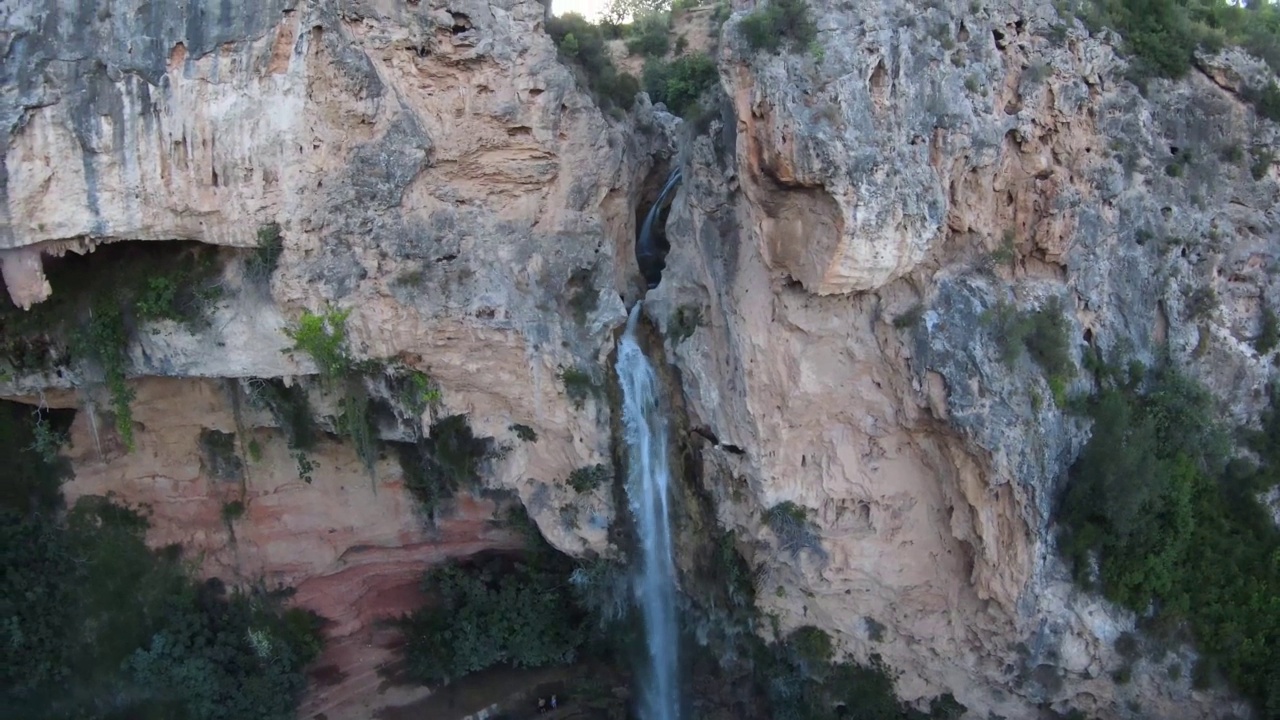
(4, 1, 1280, 719)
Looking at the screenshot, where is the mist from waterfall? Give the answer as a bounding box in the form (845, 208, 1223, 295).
(616, 302, 681, 720)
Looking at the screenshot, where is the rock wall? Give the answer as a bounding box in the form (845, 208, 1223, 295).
(2, 0, 657, 716)
(649, 1, 1274, 719)
(3, 0, 1277, 718)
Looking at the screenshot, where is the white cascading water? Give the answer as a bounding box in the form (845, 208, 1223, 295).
(616, 302, 681, 720)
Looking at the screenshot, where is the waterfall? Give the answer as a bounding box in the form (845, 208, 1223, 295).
(636, 169, 682, 290)
(616, 302, 681, 720)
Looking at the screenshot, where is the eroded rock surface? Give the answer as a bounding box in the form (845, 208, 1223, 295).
(648, 1, 1275, 718)
(3, 0, 1277, 719)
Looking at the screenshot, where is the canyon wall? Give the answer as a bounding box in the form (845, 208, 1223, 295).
(3, 0, 1277, 718)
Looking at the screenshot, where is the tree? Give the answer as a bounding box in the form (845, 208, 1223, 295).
(604, 0, 670, 24)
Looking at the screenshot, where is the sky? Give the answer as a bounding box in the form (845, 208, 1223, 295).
(551, 0, 605, 21)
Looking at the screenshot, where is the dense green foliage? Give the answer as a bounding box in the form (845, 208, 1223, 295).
(627, 12, 673, 57)
(1076, 0, 1280, 115)
(286, 308, 353, 381)
(395, 414, 494, 519)
(739, 0, 817, 54)
(400, 555, 588, 684)
(0, 403, 323, 719)
(547, 13, 641, 112)
(1057, 363, 1280, 713)
(987, 296, 1076, 404)
(0, 242, 224, 451)
(567, 463, 611, 493)
(643, 53, 720, 116)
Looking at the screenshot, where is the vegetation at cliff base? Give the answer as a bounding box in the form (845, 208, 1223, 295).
(0, 401, 324, 719)
(1057, 361, 1280, 713)
(400, 554, 590, 683)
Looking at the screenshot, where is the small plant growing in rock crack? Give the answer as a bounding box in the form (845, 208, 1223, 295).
(559, 503, 581, 530)
(293, 450, 316, 484)
(739, 0, 816, 54)
(221, 499, 246, 524)
(510, 423, 538, 442)
(285, 307, 353, 380)
(1184, 285, 1218, 321)
(567, 464, 610, 493)
(988, 230, 1018, 268)
(763, 501, 826, 560)
(668, 304, 703, 344)
(1256, 306, 1280, 354)
(245, 222, 284, 286)
(559, 367, 599, 408)
(892, 303, 924, 330)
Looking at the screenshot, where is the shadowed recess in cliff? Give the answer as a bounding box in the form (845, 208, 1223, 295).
(637, 169, 682, 290)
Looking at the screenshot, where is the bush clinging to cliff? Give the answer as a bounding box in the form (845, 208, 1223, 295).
(643, 53, 720, 115)
(1057, 365, 1280, 713)
(547, 13, 641, 112)
(739, 0, 816, 54)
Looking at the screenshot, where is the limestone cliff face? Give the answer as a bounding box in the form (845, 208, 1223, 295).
(2, 0, 656, 716)
(3, 0, 1276, 719)
(650, 1, 1274, 719)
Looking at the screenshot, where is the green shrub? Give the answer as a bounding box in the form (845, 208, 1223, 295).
(643, 53, 719, 115)
(568, 464, 611, 493)
(560, 367, 599, 407)
(1057, 365, 1280, 713)
(510, 423, 538, 442)
(764, 501, 826, 560)
(547, 13, 641, 111)
(1246, 81, 1280, 122)
(397, 414, 493, 519)
(285, 307, 352, 380)
(669, 303, 704, 342)
(986, 296, 1075, 387)
(246, 223, 284, 285)
(221, 500, 246, 523)
(1251, 147, 1274, 180)
(739, 0, 816, 54)
(1255, 305, 1279, 354)
(892, 303, 925, 330)
(754, 627, 916, 720)
(0, 410, 322, 720)
(626, 12, 672, 57)
(399, 556, 588, 684)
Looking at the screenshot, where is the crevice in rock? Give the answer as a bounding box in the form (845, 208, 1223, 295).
(634, 164, 682, 291)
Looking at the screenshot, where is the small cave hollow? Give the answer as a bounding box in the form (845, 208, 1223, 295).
(1, 239, 245, 376)
(634, 163, 683, 291)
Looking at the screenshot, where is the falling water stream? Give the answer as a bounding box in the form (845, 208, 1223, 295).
(616, 302, 681, 720)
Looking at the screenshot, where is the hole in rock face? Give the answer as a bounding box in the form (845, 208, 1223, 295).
(450, 12, 472, 34)
(1, 240, 229, 373)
